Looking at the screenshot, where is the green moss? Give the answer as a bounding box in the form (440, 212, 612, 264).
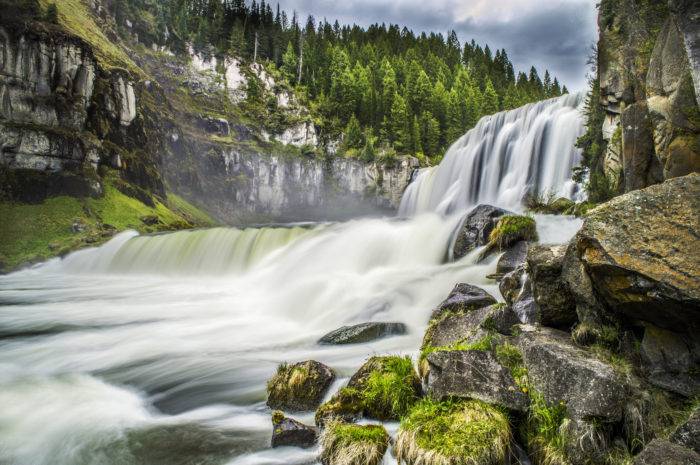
(488, 215, 538, 250)
(328, 422, 389, 447)
(524, 390, 569, 465)
(315, 387, 364, 426)
(495, 342, 528, 386)
(421, 334, 495, 362)
(320, 421, 389, 465)
(362, 355, 419, 420)
(396, 398, 510, 465)
(0, 179, 215, 272)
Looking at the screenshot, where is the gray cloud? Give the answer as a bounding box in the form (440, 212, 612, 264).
(275, 0, 598, 91)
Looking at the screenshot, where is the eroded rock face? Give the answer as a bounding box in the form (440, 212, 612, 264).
(318, 322, 407, 345)
(517, 326, 628, 421)
(574, 174, 700, 334)
(428, 283, 497, 321)
(451, 205, 512, 260)
(426, 349, 528, 412)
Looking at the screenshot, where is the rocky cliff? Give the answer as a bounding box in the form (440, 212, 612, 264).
(596, 0, 699, 193)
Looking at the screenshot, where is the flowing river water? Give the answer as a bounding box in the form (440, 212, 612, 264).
(0, 93, 586, 465)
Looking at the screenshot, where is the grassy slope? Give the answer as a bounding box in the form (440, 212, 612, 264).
(0, 183, 216, 273)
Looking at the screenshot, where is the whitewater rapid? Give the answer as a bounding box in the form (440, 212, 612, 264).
(0, 93, 587, 465)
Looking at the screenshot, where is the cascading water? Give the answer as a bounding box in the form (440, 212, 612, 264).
(399, 92, 586, 216)
(0, 93, 586, 465)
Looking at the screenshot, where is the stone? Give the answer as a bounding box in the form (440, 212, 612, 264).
(318, 322, 407, 345)
(500, 264, 525, 307)
(575, 174, 700, 334)
(671, 408, 700, 454)
(426, 349, 528, 411)
(620, 101, 663, 192)
(423, 304, 514, 349)
(451, 205, 513, 260)
(526, 244, 577, 329)
(517, 325, 629, 421)
(633, 439, 700, 465)
(266, 360, 335, 412)
(495, 240, 528, 277)
(271, 411, 318, 448)
(428, 283, 497, 321)
(640, 325, 700, 397)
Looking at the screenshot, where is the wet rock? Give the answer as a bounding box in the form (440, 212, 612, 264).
(671, 407, 700, 453)
(575, 174, 700, 334)
(314, 386, 363, 427)
(495, 240, 528, 277)
(633, 439, 700, 465)
(426, 349, 528, 411)
(266, 360, 335, 412)
(500, 264, 525, 306)
(429, 283, 497, 321)
(527, 244, 576, 329)
(271, 411, 318, 448)
(640, 325, 700, 397)
(318, 322, 407, 345)
(517, 325, 629, 421)
(451, 204, 512, 260)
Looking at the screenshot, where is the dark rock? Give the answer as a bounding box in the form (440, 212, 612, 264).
(633, 439, 700, 465)
(640, 325, 700, 397)
(562, 241, 608, 331)
(140, 214, 160, 226)
(527, 244, 576, 329)
(621, 101, 663, 192)
(429, 283, 497, 321)
(318, 322, 407, 345)
(500, 264, 525, 307)
(266, 360, 335, 412)
(200, 116, 230, 136)
(671, 408, 700, 454)
(451, 205, 512, 260)
(575, 174, 700, 334)
(496, 241, 528, 277)
(423, 304, 514, 349)
(561, 417, 611, 465)
(426, 349, 528, 411)
(517, 325, 629, 421)
(271, 411, 318, 448)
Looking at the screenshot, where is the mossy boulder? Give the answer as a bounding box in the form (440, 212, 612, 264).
(266, 360, 336, 412)
(574, 174, 700, 334)
(315, 355, 420, 425)
(451, 204, 513, 260)
(429, 283, 497, 321)
(319, 421, 389, 465)
(395, 398, 510, 465)
(270, 410, 318, 448)
(487, 215, 538, 251)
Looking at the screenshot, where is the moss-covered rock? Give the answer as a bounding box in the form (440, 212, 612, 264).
(315, 355, 420, 425)
(319, 421, 389, 465)
(266, 360, 336, 412)
(270, 410, 318, 448)
(395, 398, 510, 465)
(451, 204, 513, 260)
(428, 283, 497, 321)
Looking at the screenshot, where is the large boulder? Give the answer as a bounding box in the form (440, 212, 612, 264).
(423, 304, 518, 349)
(266, 360, 335, 411)
(574, 174, 700, 334)
(640, 325, 700, 397)
(318, 322, 407, 345)
(495, 240, 528, 277)
(271, 411, 318, 448)
(517, 326, 629, 421)
(426, 349, 528, 411)
(451, 205, 512, 260)
(633, 439, 700, 465)
(526, 244, 577, 329)
(428, 283, 497, 321)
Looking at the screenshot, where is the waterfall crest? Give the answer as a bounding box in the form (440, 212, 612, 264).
(399, 92, 586, 216)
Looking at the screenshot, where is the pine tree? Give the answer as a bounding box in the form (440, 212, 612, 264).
(343, 115, 363, 150)
(281, 41, 298, 82)
(482, 78, 499, 116)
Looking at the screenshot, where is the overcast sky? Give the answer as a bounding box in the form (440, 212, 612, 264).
(276, 0, 599, 91)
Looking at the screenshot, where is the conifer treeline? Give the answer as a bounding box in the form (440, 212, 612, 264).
(116, 0, 568, 159)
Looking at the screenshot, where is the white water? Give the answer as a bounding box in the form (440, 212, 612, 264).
(399, 92, 586, 216)
(0, 94, 586, 465)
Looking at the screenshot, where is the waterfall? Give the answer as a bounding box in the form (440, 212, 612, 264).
(399, 92, 586, 216)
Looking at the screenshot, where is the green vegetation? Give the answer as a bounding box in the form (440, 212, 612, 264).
(524, 390, 569, 465)
(320, 421, 389, 465)
(0, 180, 214, 272)
(420, 334, 495, 362)
(495, 342, 528, 386)
(488, 215, 538, 250)
(110, 0, 568, 163)
(395, 398, 510, 465)
(571, 322, 620, 349)
(362, 355, 419, 420)
(315, 386, 364, 427)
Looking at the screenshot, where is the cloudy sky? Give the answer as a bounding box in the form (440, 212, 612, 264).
(277, 0, 599, 91)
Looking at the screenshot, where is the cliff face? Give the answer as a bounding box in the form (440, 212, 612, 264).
(0, 4, 416, 224)
(597, 0, 699, 193)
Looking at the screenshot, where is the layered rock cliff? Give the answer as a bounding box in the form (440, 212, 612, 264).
(596, 0, 699, 192)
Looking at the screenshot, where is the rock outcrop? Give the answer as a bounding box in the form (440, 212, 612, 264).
(450, 205, 512, 260)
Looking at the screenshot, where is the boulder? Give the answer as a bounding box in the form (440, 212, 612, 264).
(426, 349, 528, 411)
(271, 411, 318, 448)
(574, 174, 700, 334)
(320, 422, 389, 465)
(671, 408, 700, 454)
(495, 240, 528, 277)
(517, 326, 629, 421)
(266, 360, 335, 411)
(428, 283, 497, 321)
(451, 204, 512, 260)
(318, 322, 407, 345)
(633, 439, 700, 465)
(640, 325, 700, 397)
(526, 244, 577, 328)
(423, 304, 517, 349)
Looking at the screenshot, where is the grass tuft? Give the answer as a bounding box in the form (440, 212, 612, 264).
(320, 421, 389, 465)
